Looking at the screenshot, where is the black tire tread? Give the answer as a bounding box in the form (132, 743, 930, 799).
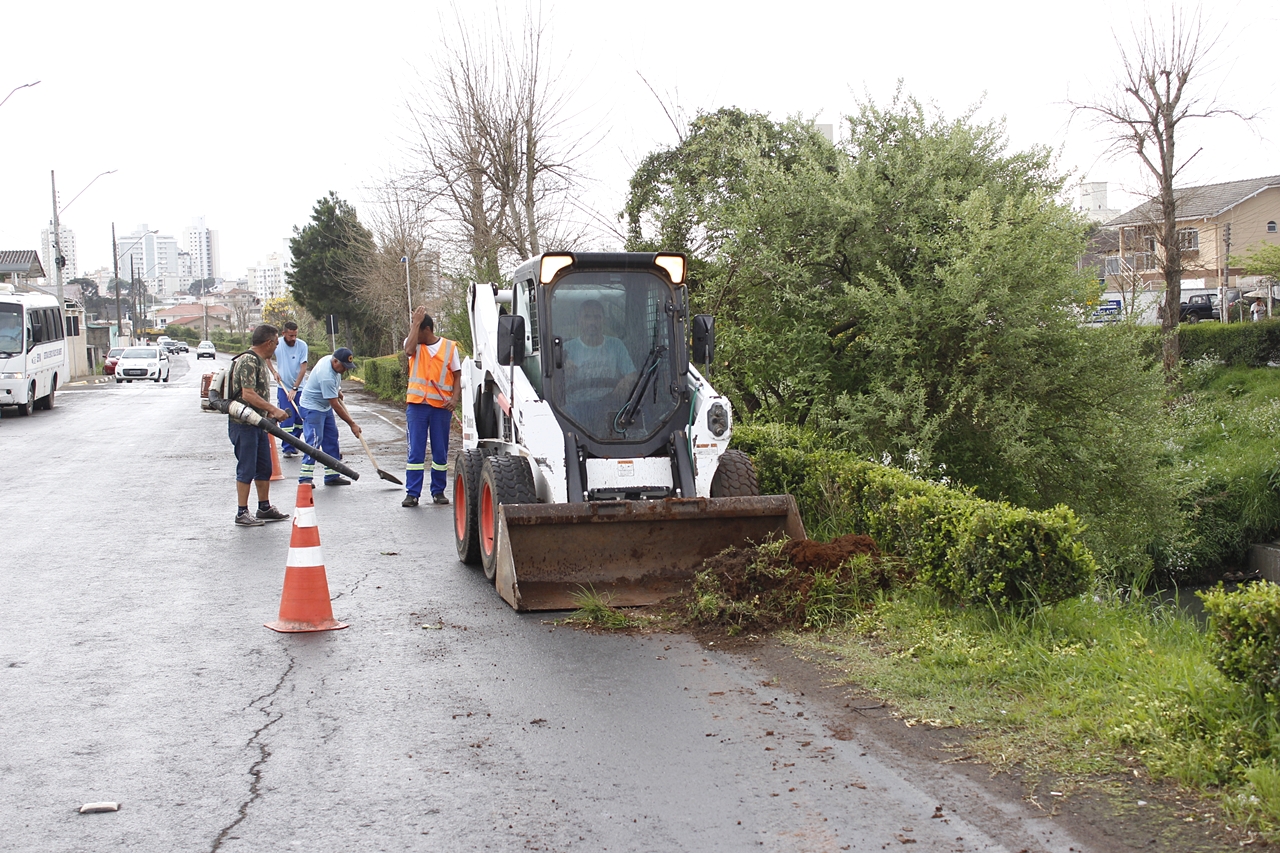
(479, 455, 538, 579)
(454, 449, 485, 565)
(710, 449, 760, 497)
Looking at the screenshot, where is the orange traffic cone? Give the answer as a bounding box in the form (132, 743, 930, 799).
(268, 434, 284, 481)
(265, 483, 348, 633)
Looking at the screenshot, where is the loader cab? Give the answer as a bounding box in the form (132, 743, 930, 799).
(524, 253, 691, 457)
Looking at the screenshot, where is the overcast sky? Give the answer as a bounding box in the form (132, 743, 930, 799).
(2, 0, 1274, 281)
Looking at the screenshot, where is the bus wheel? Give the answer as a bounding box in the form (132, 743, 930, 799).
(18, 384, 34, 416)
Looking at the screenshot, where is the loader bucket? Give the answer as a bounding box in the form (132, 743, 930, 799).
(492, 495, 806, 611)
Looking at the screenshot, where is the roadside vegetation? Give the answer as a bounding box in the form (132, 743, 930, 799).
(566, 95, 1280, 839)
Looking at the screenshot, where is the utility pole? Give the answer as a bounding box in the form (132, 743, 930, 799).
(402, 254, 413, 327)
(112, 223, 123, 341)
(50, 171, 64, 311)
(1223, 222, 1233, 323)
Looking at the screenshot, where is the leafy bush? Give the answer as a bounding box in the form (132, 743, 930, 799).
(733, 423, 1097, 610)
(1179, 320, 1280, 368)
(1200, 581, 1280, 699)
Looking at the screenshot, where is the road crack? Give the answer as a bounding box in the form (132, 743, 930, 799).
(331, 571, 370, 601)
(210, 654, 296, 852)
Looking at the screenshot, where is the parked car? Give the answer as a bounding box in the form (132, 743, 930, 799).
(114, 346, 170, 383)
(1179, 293, 1219, 323)
(196, 341, 217, 359)
(103, 347, 125, 376)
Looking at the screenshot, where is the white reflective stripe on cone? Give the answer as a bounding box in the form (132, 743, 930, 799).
(286, 546, 325, 568)
(294, 506, 318, 528)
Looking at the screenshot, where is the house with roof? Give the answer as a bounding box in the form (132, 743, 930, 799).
(0, 250, 47, 284)
(156, 302, 232, 332)
(1100, 175, 1280, 299)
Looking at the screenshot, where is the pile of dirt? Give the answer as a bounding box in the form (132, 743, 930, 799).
(691, 534, 909, 633)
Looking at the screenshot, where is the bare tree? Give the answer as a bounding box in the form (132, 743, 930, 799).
(404, 6, 590, 283)
(351, 178, 444, 353)
(1075, 8, 1252, 375)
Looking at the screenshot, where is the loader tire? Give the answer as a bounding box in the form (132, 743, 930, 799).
(479, 455, 538, 582)
(453, 449, 485, 565)
(710, 449, 760, 498)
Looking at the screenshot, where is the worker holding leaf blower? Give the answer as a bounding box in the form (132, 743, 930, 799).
(227, 324, 292, 527)
(298, 347, 362, 488)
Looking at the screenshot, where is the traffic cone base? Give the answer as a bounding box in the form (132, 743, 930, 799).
(265, 483, 347, 633)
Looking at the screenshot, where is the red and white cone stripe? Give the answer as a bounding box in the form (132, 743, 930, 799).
(287, 510, 324, 568)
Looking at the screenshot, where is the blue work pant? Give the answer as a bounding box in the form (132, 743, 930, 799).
(299, 408, 343, 484)
(406, 401, 452, 497)
(277, 387, 306, 451)
(229, 420, 272, 484)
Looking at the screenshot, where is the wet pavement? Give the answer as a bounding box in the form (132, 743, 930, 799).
(0, 354, 1098, 852)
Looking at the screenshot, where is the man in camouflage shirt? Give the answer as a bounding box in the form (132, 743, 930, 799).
(228, 324, 291, 527)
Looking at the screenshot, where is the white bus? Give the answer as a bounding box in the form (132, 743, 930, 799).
(0, 284, 67, 416)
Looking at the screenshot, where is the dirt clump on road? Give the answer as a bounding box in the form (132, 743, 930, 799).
(685, 534, 908, 634)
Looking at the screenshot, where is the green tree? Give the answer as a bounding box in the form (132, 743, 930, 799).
(1237, 243, 1280, 282)
(288, 192, 379, 353)
(625, 96, 1177, 579)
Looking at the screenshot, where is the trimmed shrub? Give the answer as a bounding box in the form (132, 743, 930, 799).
(1200, 581, 1280, 700)
(354, 354, 407, 402)
(732, 423, 1097, 610)
(1179, 320, 1280, 367)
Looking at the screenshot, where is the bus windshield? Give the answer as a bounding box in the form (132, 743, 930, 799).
(0, 304, 22, 356)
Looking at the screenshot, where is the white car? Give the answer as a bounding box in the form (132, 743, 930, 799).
(196, 341, 217, 359)
(115, 346, 170, 383)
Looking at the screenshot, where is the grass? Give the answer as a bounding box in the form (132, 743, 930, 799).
(784, 585, 1280, 835)
(563, 586, 647, 630)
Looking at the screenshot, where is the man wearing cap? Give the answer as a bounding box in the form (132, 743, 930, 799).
(298, 347, 362, 488)
(228, 324, 291, 527)
(402, 306, 461, 507)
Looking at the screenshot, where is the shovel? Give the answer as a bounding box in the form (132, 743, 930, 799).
(287, 389, 401, 485)
(358, 433, 404, 485)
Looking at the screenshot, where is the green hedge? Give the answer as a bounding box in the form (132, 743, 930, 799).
(732, 423, 1098, 610)
(1179, 320, 1280, 367)
(352, 354, 407, 402)
(1201, 581, 1280, 701)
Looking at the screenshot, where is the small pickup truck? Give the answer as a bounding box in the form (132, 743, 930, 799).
(1179, 294, 1219, 323)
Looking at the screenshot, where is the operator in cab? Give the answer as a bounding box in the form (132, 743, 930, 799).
(562, 300, 636, 434)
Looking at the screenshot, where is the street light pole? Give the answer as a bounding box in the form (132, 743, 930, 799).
(50, 169, 118, 314)
(401, 254, 412, 327)
(112, 223, 122, 340)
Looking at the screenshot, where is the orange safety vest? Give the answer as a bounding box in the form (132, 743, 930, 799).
(407, 338, 457, 406)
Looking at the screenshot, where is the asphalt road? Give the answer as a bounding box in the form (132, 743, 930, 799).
(0, 353, 1095, 852)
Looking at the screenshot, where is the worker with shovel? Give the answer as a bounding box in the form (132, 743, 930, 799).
(298, 347, 362, 488)
(275, 321, 310, 457)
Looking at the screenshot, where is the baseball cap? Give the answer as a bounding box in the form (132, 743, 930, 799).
(333, 347, 356, 370)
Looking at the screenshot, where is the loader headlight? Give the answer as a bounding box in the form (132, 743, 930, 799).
(0, 372, 20, 380)
(539, 253, 574, 284)
(654, 253, 685, 284)
(707, 402, 728, 437)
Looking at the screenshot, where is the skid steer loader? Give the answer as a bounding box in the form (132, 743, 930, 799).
(454, 252, 805, 611)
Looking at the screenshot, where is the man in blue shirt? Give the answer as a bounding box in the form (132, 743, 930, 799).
(298, 347, 362, 487)
(274, 321, 310, 458)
